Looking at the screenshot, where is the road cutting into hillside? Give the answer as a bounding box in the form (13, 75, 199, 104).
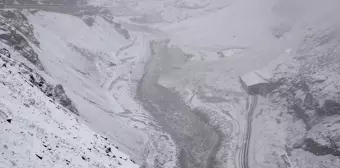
(238, 95, 258, 168)
(136, 40, 221, 168)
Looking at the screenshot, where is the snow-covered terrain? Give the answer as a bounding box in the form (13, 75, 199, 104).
(0, 6, 177, 168)
(0, 50, 138, 168)
(24, 10, 178, 168)
(133, 0, 340, 168)
(2, 0, 340, 168)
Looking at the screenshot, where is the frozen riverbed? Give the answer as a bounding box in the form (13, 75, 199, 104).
(136, 40, 222, 168)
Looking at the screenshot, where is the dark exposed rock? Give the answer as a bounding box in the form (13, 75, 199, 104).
(303, 93, 318, 109)
(105, 147, 111, 153)
(291, 104, 309, 124)
(314, 99, 340, 117)
(28, 10, 39, 15)
(321, 99, 340, 116)
(98, 9, 114, 24)
(292, 109, 340, 157)
(109, 62, 117, 67)
(299, 138, 340, 156)
(0, 10, 44, 70)
(0, 48, 10, 58)
(83, 16, 95, 27)
(75, 8, 131, 40)
(293, 80, 309, 92)
(0, 49, 79, 115)
(270, 74, 340, 126)
(35, 154, 43, 160)
(0, 10, 40, 46)
(275, 118, 281, 124)
(65, 159, 70, 165)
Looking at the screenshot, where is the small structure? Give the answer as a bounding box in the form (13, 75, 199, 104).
(239, 71, 272, 96)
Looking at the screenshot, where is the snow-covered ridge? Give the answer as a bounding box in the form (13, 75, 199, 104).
(21, 9, 177, 167)
(0, 10, 44, 70)
(0, 51, 139, 168)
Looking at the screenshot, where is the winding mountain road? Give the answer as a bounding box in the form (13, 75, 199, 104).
(239, 95, 258, 168)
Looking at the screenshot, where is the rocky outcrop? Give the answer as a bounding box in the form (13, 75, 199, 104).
(269, 23, 340, 160)
(25, 69, 79, 116)
(0, 10, 44, 70)
(316, 100, 340, 116)
(302, 115, 340, 156)
(83, 16, 95, 27)
(271, 75, 340, 159)
(52, 84, 79, 115)
(70, 8, 131, 39)
(99, 9, 131, 39)
(0, 49, 79, 115)
(0, 45, 138, 168)
(113, 22, 130, 40)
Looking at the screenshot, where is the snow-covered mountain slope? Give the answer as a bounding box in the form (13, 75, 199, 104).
(0, 8, 177, 168)
(0, 50, 139, 168)
(23, 10, 177, 167)
(264, 13, 340, 167)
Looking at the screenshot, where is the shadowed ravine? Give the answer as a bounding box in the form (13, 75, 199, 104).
(136, 41, 221, 168)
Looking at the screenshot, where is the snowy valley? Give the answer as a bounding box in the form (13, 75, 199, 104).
(1, 0, 340, 168)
